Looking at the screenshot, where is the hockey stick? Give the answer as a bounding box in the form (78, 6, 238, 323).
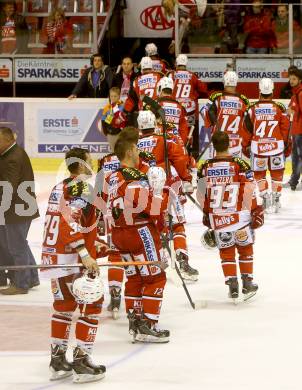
(142, 95, 206, 309)
(186, 193, 203, 212)
(0, 261, 163, 271)
(162, 234, 207, 310)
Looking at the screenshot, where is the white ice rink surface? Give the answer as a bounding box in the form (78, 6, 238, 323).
(0, 173, 302, 390)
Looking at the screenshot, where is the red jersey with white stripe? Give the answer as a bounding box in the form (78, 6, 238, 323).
(197, 157, 257, 232)
(204, 92, 250, 156)
(124, 71, 163, 112)
(244, 100, 290, 156)
(169, 69, 207, 114)
(157, 96, 190, 144)
(41, 178, 97, 278)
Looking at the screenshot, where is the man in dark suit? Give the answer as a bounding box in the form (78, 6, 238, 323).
(0, 127, 40, 294)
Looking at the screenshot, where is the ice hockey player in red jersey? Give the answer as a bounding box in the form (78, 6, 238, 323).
(41, 148, 106, 383)
(145, 43, 169, 74)
(203, 71, 250, 157)
(157, 76, 190, 144)
(243, 78, 290, 212)
(124, 56, 163, 114)
(197, 131, 264, 302)
(136, 110, 199, 280)
(168, 53, 207, 126)
(107, 128, 170, 343)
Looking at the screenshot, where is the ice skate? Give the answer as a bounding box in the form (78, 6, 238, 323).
(226, 277, 239, 304)
(261, 192, 271, 212)
(49, 344, 72, 381)
(242, 276, 258, 301)
(72, 347, 106, 383)
(107, 288, 121, 320)
(176, 252, 199, 282)
(133, 319, 170, 344)
(272, 192, 281, 213)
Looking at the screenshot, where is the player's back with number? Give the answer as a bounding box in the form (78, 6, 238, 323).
(198, 157, 256, 232)
(246, 101, 289, 156)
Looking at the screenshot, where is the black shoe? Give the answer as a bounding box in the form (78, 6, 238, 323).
(127, 309, 139, 336)
(177, 252, 199, 281)
(49, 344, 73, 381)
(242, 276, 258, 296)
(226, 277, 239, 299)
(134, 319, 170, 343)
(107, 288, 121, 319)
(72, 347, 106, 383)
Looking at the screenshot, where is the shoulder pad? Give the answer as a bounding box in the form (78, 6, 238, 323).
(248, 100, 259, 109)
(233, 157, 251, 172)
(210, 92, 222, 102)
(64, 178, 93, 198)
(239, 94, 250, 106)
(139, 150, 156, 163)
(197, 160, 210, 178)
(275, 101, 286, 112)
(118, 167, 147, 181)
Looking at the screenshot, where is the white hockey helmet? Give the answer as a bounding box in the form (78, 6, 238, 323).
(145, 43, 158, 56)
(200, 229, 217, 250)
(137, 110, 157, 131)
(140, 56, 153, 71)
(72, 272, 104, 304)
(223, 71, 238, 87)
(176, 54, 188, 66)
(259, 78, 274, 95)
(157, 76, 174, 95)
(147, 166, 167, 195)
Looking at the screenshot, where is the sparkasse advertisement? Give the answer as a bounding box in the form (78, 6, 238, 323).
(15, 58, 90, 82)
(236, 59, 290, 82)
(0, 58, 12, 82)
(187, 58, 232, 82)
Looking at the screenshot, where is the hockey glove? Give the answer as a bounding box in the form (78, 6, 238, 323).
(202, 213, 211, 228)
(251, 205, 264, 229)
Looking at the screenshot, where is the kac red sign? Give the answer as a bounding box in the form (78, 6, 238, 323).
(140, 6, 173, 31)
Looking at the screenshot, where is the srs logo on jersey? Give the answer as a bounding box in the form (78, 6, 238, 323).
(138, 76, 156, 86)
(103, 161, 120, 172)
(207, 167, 235, 177)
(220, 100, 242, 109)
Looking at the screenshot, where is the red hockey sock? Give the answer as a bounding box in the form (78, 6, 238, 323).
(75, 317, 99, 354)
(51, 313, 72, 348)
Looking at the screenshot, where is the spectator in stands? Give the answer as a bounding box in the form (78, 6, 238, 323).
(280, 65, 299, 99)
(0, 1, 29, 54)
(112, 56, 138, 101)
(0, 127, 40, 295)
(272, 4, 302, 54)
(42, 7, 73, 54)
(285, 68, 302, 191)
(243, 0, 275, 54)
(69, 53, 113, 99)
